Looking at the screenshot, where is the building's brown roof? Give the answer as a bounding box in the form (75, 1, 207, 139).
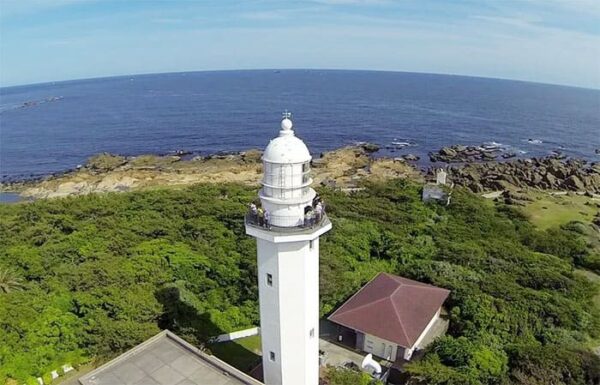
(328, 272, 450, 349)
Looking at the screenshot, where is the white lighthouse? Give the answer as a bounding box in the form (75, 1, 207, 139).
(245, 112, 332, 385)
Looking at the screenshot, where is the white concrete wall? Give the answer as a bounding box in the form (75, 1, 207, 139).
(261, 200, 309, 227)
(257, 237, 320, 385)
(213, 327, 260, 343)
(404, 308, 441, 360)
(362, 333, 398, 361)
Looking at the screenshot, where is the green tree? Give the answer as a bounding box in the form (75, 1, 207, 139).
(0, 267, 24, 293)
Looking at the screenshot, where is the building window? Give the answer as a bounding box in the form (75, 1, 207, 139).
(309, 240, 314, 250)
(269, 351, 276, 361)
(266, 273, 273, 287)
(309, 328, 315, 338)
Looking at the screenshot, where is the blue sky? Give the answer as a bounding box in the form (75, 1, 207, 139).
(1, 0, 599, 88)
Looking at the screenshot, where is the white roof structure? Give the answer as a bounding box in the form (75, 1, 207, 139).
(78, 330, 263, 385)
(262, 117, 311, 164)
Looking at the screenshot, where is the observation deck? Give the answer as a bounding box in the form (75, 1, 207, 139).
(244, 212, 332, 243)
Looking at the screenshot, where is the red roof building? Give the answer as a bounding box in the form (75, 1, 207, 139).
(328, 272, 450, 361)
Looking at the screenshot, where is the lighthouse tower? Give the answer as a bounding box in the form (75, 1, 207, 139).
(245, 112, 332, 385)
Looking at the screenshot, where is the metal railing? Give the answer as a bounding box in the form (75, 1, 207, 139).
(245, 211, 327, 233)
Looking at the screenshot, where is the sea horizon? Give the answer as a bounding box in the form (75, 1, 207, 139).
(1, 69, 599, 182)
(2, 68, 600, 92)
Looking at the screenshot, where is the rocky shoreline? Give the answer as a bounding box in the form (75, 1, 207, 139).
(0, 144, 420, 199)
(429, 144, 517, 163)
(443, 157, 600, 194)
(2, 143, 599, 200)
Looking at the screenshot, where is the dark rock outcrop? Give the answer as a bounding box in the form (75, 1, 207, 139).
(429, 144, 502, 163)
(361, 143, 380, 153)
(401, 154, 421, 162)
(444, 157, 600, 193)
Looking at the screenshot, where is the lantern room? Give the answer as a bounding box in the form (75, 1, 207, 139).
(258, 113, 317, 227)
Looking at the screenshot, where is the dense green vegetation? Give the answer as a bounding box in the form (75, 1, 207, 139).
(0, 181, 599, 384)
(325, 366, 383, 385)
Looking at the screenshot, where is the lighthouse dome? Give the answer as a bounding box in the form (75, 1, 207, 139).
(262, 119, 311, 164)
(258, 112, 318, 227)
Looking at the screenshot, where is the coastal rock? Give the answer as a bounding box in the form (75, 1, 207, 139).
(311, 158, 327, 168)
(53, 181, 92, 197)
(448, 156, 600, 193)
(440, 147, 457, 157)
(97, 176, 138, 192)
(429, 144, 503, 163)
(582, 174, 600, 189)
(361, 143, 380, 153)
(565, 175, 585, 190)
(544, 172, 558, 188)
(14, 145, 421, 199)
(86, 153, 127, 173)
(402, 154, 420, 161)
(241, 149, 263, 163)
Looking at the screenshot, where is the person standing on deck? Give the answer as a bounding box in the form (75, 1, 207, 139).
(258, 207, 264, 226)
(315, 202, 323, 222)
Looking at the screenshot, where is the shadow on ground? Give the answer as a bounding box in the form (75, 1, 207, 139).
(155, 285, 261, 373)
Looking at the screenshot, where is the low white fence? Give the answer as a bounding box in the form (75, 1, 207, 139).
(213, 327, 260, 343)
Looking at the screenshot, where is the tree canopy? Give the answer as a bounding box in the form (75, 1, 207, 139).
(0, 181, 598, 384)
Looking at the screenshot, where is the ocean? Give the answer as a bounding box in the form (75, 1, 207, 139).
(1, 70, 599, 182)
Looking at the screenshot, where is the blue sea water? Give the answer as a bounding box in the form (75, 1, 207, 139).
(0, 70, 599, 182)
(0, 192, 24, 203)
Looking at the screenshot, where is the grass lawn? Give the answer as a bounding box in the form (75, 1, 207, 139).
(208, 335, 262, 372)
(521, 192, 598, 229)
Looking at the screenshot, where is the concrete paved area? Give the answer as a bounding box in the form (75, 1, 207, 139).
(319, 339, 366, 368)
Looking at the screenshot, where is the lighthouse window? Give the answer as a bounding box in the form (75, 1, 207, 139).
(302, 162, 310, 172)
(309, 328, 315, 338)
(309, 240, 314, 250)
(269, 351, 276, 361)
(266, 273, 273, 287)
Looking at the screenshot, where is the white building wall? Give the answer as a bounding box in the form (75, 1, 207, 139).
(261, 200, 309, 228)
(257, 237, 320, 385)
(257, 239, 282, 385)
(359, 308, 442, 361)
(362, 333, 398, 361)
(403, 308, 441, 360)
